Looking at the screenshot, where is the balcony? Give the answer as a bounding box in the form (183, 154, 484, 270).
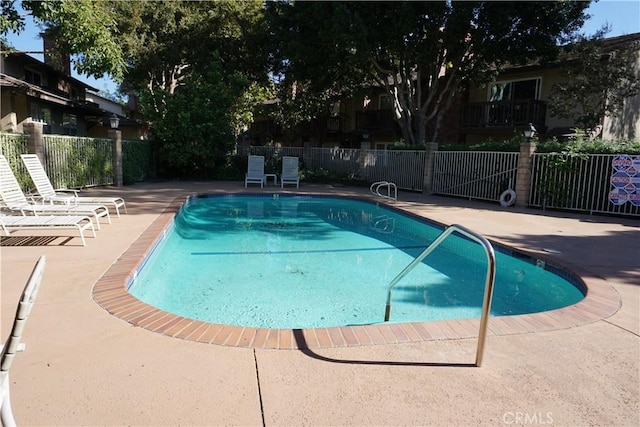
(326, 117, 341, 133)
(297, 116, 343, 137)
(250, 119, 282, 137)
(356, 109, 397, 133)
(460, 100, 547, 134)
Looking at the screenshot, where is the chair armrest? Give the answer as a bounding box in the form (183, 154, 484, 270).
(0, 343, 25, 352)
(26, 194, 46, 204)
(55, 189, 80, 197)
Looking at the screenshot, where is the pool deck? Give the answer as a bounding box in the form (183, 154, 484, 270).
(1, 181, 638, 426)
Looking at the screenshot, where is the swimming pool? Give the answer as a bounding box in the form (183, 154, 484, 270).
(127, 194, 585, 329)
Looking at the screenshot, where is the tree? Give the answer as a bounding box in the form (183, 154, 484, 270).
(267, 1, 591, 145)
(548, 30, 640, 134)
(0, 0, 125, 80)
(269, 83, 343, 144)
(139, 63, 238, 178)
(115, 1, 269, 97)
(113, 0, 272, 176)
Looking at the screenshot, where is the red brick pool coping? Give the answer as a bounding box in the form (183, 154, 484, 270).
(92, 193, 621, 350)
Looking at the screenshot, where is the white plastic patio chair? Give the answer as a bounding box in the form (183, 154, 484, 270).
(1, 255, 46, 427)
(0, 214, 96, 246)
(0, 155, 110, 230)
(20, 154, 127, 217)
(245, 155, 266, 188)
(280, 156, 300, 188)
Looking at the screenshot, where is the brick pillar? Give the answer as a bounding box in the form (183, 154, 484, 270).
(422, 142, 438, 193)
(108, 129, 123, 187)
(515, 141, 536, 207)
(23, 121, 44, 158)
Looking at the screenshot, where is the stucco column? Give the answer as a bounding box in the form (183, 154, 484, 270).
(23, 121, 45, 158)
(515, 141, 536, 207)
(422, 142, 438, 193)
(108, 129, 123, 187)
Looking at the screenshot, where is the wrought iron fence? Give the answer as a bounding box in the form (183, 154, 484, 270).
(1, 132, 155, 190)
(42, 135, 113, 189)
(248, 146, 304, 174)
(248, 146, 426, 191)
(303, 148, 362, 178)
(0, 133, 30, 189)
(359, 149, 425, 191)
(432, 151, 519, 202)
(4, 131, 638, 218)
(531, 153, 639, 217)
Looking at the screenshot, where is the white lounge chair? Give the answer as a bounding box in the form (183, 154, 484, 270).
(0, 155, 110, 230)
(1, 255, 46, 427)
(281, 156, 300, 188)
(20, 154, 127, 217)
(1, 214, 96, 246)
(245, 155, 266, 188)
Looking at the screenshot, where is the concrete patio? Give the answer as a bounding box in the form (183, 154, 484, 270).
(1, 181, 638, 426)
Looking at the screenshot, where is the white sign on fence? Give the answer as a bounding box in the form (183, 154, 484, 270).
(609, 155, 640, 206)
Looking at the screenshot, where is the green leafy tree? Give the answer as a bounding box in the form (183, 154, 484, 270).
(1, 0, 125, 80)
(267, 1, 590, 145)
(116, 0, 269, 97)
(115, 0, 198, 96)
(269, 85, 342, 144)
(548, 29, 640, 133)
(139, 63, 237, 178)
(115, 0, 271, 176)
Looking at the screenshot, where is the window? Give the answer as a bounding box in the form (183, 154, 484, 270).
(379, 94, 394, 109)
(30, 103, 51, 124)
(330, 101, 341, 116)
(25, 68, 44, 86)
(489, 78, 541, 101)
(62, 113, 77, 136)
(30, 103, 52, 133)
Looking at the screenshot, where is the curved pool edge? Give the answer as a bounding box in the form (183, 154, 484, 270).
(91, 192, 622, 350)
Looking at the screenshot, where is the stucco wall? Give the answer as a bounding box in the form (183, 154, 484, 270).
(1, 92, 29, 132)
(602, 49, 640, 141)
(467, 44, 640, 142)
(466, 66, 578, 135)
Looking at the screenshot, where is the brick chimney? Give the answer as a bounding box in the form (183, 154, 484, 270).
(42, 32, 71, 76)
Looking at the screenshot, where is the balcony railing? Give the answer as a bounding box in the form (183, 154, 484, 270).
(460, 100, 546, 132)
(356, 109, 397, 132)
(326, 117, 341, 133)
(250, 119, 282, 137)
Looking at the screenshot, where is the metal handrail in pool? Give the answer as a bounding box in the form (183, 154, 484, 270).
(383, 224, 496, 367)
(370, 181, 397, 202)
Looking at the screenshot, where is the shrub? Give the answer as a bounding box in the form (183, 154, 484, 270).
(441, 135, 640, 154)
(440, 137, 522, 152)
(536, 137, 640, 154)
(214, 154, 247, 180)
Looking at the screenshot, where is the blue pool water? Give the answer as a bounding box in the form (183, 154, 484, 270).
(129, 194, 585, 329)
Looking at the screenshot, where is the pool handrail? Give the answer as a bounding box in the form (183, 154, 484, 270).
(370, 181, 397, 202)
(383, 224, 496, 367)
